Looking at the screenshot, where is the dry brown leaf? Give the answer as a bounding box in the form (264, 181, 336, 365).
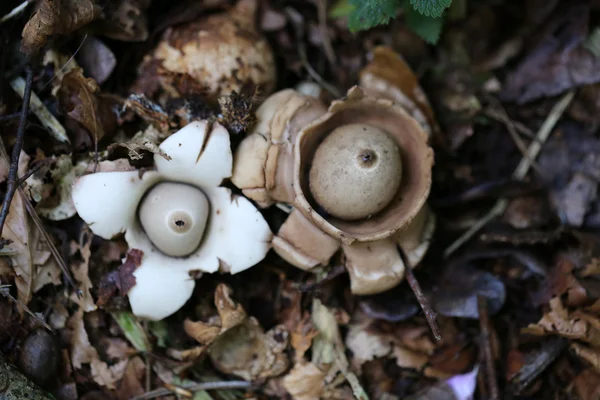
(66, 309, 125, 389)
(96, 248, 143, 307)
(573, 369, 600, 400)
(49, 303, 69, 330)
(208, 319, 289, 381)
(116, 356, 145, 400)
(393, 346, 429, 371)
(69, 227, 96, 312)
(166, 346, 206, 362)
(572, 343, 600, 373)
(111, 125, 171, 161)
(21, 0, 102, 56)
(282, 362, 326, 400)
(345, 316, 392, 365)
(184, 283, 247, 345)
(58, 68, 104, 147)
(523, 297, 600, 347)
(2, 152, 34, 305)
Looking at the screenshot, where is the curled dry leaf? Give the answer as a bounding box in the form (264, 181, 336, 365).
(282, 362, 327, 400)
(66, 309, 127, 389)
(116, 356, 146, 400)
(523, 297, 600, 347)
(96, 249, 143, 307)
(184, 284, 289, 380)
(21, 0, 102, 56)
(58, 68, 105, 147)
(123, 94, 171, 132)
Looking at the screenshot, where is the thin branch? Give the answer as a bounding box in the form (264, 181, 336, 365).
(130, 380, 252, 400)
(0, 111, 27, 122)
(15, 158, 51, 187)
(444, 90, 575, 258)
(398, 245, 442, 341)
(478, 295, 500, 400)
(0, 67, 33, 246)
(0, 284, 52, 331)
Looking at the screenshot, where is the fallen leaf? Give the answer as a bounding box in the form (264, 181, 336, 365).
(94, 0, 151, 42)
(2, 152, 34, 305)
(208, 319, 289, 381)
(58, 68, 105, 149)
(431, 266, 506, 319)
(66, 309, 125, 389)
(21, 0, 102, 56)
(116, 356, 145, 400)
(219, 91, 257, 135)
(345, 315, 392, 365)
(501, 3, 600, 104)
(573, 369, 600, 400)
(122, 94, 170, 133)
(96, 249, 143, 307)
(29, 155, 88, 221)
(571, 342, 600, 373)
(70, 227, 96, 312)
(523, 297, 600, 346)
(282, 362, 326, 400)
(184, 283, 247, 345)
(49, 303, 69, 330)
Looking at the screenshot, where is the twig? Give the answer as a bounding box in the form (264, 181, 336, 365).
(444, 90, 575, 258)
(317, 0, 336, 66)
(398, 245, 442, 341)
(130, 380, 252, 400)
(0, 111, 29, 122)
(15, 158, 50, 187)
(285, 7, 342, 98)
(18, 186, 79, 292)
(0, 67, 33, 246)
(0, 1, 30, 25)
(477, 295, 499, 400)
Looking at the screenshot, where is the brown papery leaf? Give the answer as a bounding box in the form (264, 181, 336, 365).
(70, 227, 96, 312)
(2, 152, 34, 306)
(96, 249, 143, 307)
(21, 0, 101, 57)
(58, 68, 104, 148)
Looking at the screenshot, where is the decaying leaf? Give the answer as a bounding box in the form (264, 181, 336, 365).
(218, 91, 257, 135)
(97, 249, 143, 307)
(2, 152, 35, 305)
(94, 0, 151, 42)
(58, 68, 105, 147)
(66, 309, 127, 389)
(523, 297, 600, 347)
(282, 362, 327, 400)
(184, 284, 289, 380)
(116, 356, 145, 400)
(572, 343, 600, 373)
(110, 125, 171, 161)
(21, 0, 102, 56)
(345, 315, 393, 365)
(26, 155, 88, 221)
(69, 227, 96, 312)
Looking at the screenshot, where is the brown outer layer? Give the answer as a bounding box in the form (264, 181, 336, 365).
(293, 86, 434, 245)
(359, 46, 439, 137)
(231, 90, 327, 207)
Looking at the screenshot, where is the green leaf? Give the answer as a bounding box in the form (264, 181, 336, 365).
(111, 311, 151, 353)
(329, 0, 355, 18)
(405, 2, 444, 44)
(409, 0, 452, 18)
(348, 0, 400, 32)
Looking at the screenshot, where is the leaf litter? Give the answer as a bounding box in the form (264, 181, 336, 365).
(5, 0, 600, 399)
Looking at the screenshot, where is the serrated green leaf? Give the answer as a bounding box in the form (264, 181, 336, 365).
(410, 0, 452, 18)
(348, 0, 401, 32)
(405, 2, 444, 44)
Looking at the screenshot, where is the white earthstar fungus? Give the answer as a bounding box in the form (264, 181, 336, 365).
(72, 121, 273, 320)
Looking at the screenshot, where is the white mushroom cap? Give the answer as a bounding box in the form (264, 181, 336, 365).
(309, 123, 402, 221)
(72, 121, 273, 320)
(138, 182, 210, 257)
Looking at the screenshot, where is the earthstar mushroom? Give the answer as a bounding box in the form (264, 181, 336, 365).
(146, 0, 276, 100)
(72, 121, 272, 320)
(231, 47, 437, 295)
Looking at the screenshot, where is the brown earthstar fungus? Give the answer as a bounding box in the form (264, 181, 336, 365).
(145, 0, 276, 100)
(71, 122, 272, 320)
(231, 46, 436, 295)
